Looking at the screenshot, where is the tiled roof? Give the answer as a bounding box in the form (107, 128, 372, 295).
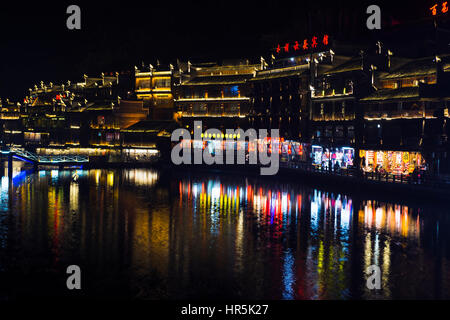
(360, 87, 420, 102)
(122, 120, 179, 133)
(323, 57, 362, 75)
(381, 55, 450, 80)
(250, 68, 308, 81)
(84, 102, 113, 111)
(182, 74, 252, 86)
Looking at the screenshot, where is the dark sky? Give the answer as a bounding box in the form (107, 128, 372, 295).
(0, 0, 434, 100)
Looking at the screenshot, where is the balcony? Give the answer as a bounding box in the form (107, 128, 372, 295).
(312, 114, 356, 121)
(311, 86, 354, 99)
(176, 96, 250, 102)
(364, 110, 432, 120)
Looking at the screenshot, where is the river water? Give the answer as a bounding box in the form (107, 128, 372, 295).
(0, 164, 449, 300)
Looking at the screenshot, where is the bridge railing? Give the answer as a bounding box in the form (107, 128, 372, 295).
(9, 147, 89, 164)
(10, 147, 39, 162)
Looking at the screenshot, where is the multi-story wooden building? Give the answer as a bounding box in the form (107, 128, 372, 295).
(360, 54, 450, 175)
(174, 60, 260, 132)
(17, 74, 158, 162)
(308, 45, 393, 171)
(135, 65, 176, 120)
(249, 55, 311, 141)
(0, 99, 22, 146)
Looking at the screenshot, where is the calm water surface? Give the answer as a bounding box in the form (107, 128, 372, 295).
(1, 164, 450, 299)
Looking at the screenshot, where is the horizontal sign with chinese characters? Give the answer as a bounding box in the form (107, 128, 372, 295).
(430, 2, 449, 16)
(275, 34, 330, 56)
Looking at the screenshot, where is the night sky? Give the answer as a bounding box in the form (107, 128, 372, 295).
(0, 1, 436, 100)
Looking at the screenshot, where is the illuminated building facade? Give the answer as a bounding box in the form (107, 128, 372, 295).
(12, 73, 167, 162)
(135, 65, 176, 120)
(22, 73, 128, 148)
(360, 54, 450, 175)
(308, 44, 393, 171)
(249, 55, 310, 141)
(3, 23, 450, 176)
(174, 60, 260, 132)
(0, 99, 22, 146)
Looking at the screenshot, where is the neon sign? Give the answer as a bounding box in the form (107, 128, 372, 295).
(275, 34, 330, 55)
(430, 2, 448, 15)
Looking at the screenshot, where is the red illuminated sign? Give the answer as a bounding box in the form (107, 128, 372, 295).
(431, 4, 438, 15)
(275, 34, 330, 55)
(303, 39, 308, 50)
(430, 2, 449, 15)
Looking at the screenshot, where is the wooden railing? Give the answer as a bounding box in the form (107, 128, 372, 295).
(279, 160, 450, 188)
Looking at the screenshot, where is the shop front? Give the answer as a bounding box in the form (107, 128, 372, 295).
(311, 145, 355, 170)
(360, 149, 426, 176)
(180, 138, 310, 163)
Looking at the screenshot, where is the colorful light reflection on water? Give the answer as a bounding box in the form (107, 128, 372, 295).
(0, 168, 449, 299)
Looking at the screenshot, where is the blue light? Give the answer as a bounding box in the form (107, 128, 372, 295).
(230, 85, 239, 96)
(12, 170, 30, 186)
(12, 155, 35, 164)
